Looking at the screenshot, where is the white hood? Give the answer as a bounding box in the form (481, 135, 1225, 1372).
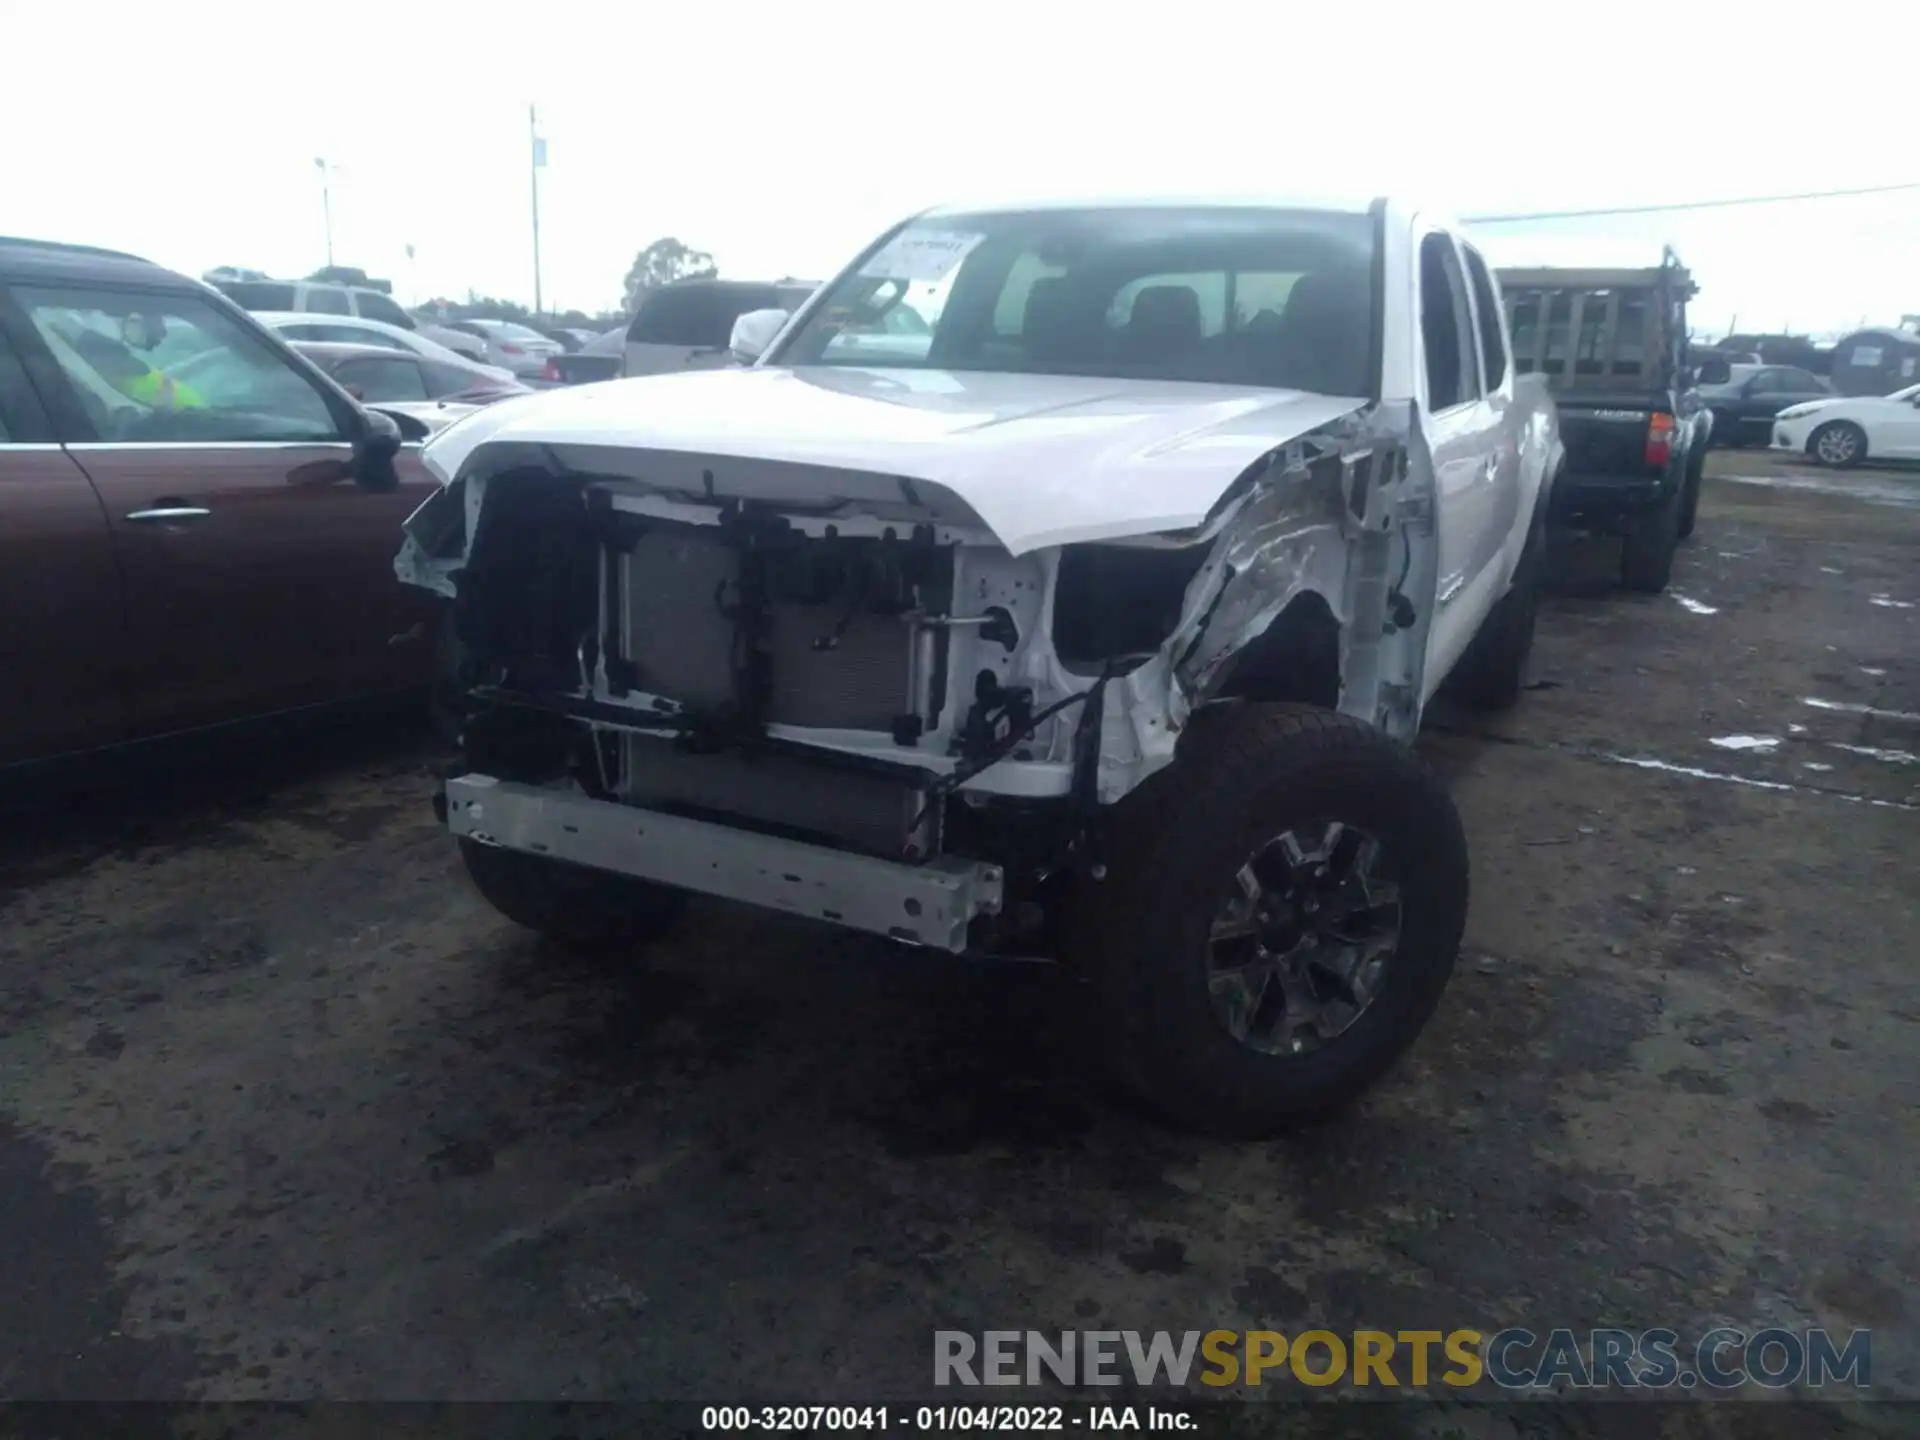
(422, 365, 1367, 554)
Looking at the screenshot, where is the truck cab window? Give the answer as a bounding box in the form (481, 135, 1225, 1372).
(306, 287, 352, 316)
(1461, 248, 1507, 390)
(1419, 233, 1479, 410)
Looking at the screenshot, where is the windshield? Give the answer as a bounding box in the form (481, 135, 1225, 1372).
(776, 206, 1377, 396)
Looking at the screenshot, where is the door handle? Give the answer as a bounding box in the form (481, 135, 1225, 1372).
(126, 506, 212, 522)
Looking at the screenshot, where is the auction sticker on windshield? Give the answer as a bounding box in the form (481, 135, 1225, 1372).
(858, 230, 983, 282)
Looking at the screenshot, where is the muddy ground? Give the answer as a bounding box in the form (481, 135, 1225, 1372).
(0, 454, 1914, 1423)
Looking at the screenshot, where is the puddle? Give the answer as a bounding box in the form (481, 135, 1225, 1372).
(1869, 595, 1915, 610)
(1802, 697, 1920, 723)
(1861, 667, 1887, 677)
(1830, 743, 1918, 765)
(1821, 566, 1844, 575)
(1788, 723, 1809, 734)
(1802, 762, 1835, 772)
(1601, 753, 1917, 810)
(1604, 754, 1796, 793)
(1717, 472, 1920, 509)
(1672, 594, 1719, 616)
(1709, 735, 1779, 752)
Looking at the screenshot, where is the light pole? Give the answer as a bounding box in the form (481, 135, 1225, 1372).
(528, 106, 545, 317)
(314, 157, 335, 268)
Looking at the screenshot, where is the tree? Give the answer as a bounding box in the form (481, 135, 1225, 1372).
(622, 237, 716, 312)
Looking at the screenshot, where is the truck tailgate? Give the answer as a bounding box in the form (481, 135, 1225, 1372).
(1552, 396, 1657, 477)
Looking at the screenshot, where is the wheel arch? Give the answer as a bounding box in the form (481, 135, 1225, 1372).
(1211, 590, 1343, 710)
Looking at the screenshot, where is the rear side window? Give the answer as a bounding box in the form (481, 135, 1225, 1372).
(629, 285, 779, 347)
(1461, 248, 1508, 390)
(216, 280, 297, 310)
(305, 286, 352, 315)
(420, 360, 485, 395)
(333, 356, 428, 402)
(352, 291, 413, 327)
(1418, 234, 1480, 410)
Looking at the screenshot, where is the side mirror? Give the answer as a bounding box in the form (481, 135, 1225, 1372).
(352, 406, 405, 492)
(729, 308, 789, 366)
(344, 382, 365, 400)
(370, 405, 432, 443)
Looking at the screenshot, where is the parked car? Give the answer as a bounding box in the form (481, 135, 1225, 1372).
(253, 311, 515, 383)
(540, 326, 627, 386)
(1696, 363, 1831, 448)
(534, 325, 601, 352)
(1499, 255, 1711, 589)
(443, 318, 562, 379)
(209, 276, 488, 363)
(1771, 381, 1920, 467)
(624, 279, 816, 377)
(288, 341, 530, 409)
(394, 197, 1562, 1136)
(0, 237, 439, 769)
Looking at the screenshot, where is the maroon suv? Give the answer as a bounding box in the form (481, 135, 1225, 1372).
(0, 237, 441, 768)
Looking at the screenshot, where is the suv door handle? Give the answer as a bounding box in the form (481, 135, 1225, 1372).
(126, 505, 212, 522)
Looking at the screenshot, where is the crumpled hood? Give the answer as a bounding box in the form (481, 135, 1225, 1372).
(422, 365, 1367, 554)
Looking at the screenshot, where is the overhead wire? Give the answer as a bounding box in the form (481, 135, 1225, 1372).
(1465, 181, 1920, 225)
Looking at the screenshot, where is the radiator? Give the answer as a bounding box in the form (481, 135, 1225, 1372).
(620, 530, 918, 730)
(615, 528, 928, 853)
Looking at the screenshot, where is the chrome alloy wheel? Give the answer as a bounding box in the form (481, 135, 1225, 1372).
(1815, 425, 1860, 466)
(1206, 820, 1403, 1055)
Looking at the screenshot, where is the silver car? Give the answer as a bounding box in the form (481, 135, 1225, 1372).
(444, 318, 562, 379)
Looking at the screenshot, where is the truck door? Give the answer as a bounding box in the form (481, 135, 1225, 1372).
(1415, 228, 1502, 679)
(1459, 244, 1525, 581)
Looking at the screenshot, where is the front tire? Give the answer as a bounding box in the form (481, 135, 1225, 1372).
(1082, 705, 1469, 1135)
(460, 839, 686, 948)
(1809, 420, 1866, 469)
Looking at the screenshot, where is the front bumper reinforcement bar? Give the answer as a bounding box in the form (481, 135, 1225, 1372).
(444, 774, 1004, 953)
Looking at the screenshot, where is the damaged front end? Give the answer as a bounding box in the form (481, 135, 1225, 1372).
(399, 400, 1433, 955)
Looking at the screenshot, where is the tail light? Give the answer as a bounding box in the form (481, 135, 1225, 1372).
(542, 359, 562, 382)
(501, 342, 524, 356)
(1646, 412, 1676, 469)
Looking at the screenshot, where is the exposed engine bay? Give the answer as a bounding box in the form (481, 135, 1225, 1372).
(398, 400, 1434, 954)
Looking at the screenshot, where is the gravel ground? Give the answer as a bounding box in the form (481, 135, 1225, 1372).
(0, 455, 1914, 1423)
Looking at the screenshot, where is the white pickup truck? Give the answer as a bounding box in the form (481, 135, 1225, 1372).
(393, 197, 1563, 1134)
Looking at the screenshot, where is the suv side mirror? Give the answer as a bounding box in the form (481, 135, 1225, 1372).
(730, 308, 789, 366)
(351, 406, 406, 492)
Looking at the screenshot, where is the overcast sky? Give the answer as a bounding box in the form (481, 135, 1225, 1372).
(5, 1, 1912, 336)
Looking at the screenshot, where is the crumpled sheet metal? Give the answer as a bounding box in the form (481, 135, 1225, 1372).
(1168, 406, 1405, 704)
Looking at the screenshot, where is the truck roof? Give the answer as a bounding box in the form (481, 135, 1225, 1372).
(917, 194, 1385, 219)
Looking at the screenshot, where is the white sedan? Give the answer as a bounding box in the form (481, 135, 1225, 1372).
(1771, 383, 1920, 467)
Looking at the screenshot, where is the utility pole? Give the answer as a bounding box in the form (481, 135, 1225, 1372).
(314, 157, 334, 267)
(529, 106, 545, 317)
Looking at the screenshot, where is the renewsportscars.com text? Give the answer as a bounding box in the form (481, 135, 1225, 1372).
(934, 1327, 1871, 1391)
